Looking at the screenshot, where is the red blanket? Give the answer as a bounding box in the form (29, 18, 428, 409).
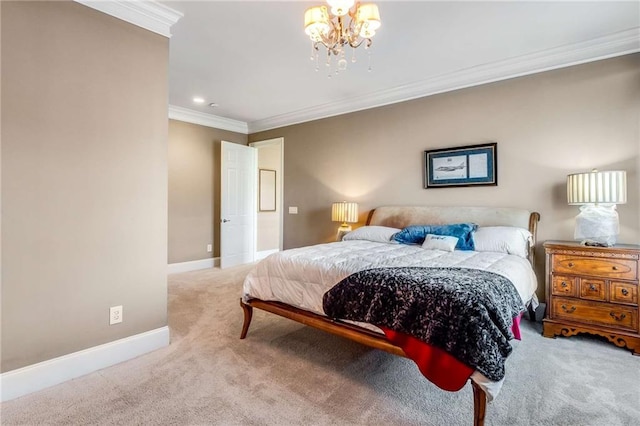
(380, 313, 523, 391)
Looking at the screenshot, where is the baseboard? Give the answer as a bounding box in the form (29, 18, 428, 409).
(167, 257, 219, 274)
(255, 249, 279, 261)
(0, 326, 170, 402)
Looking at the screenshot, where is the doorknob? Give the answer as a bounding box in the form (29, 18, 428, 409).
(222, 219, 230, 223)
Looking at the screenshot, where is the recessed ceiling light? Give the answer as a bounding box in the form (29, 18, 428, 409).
(208, 103, 219, 108)
(193, 97, 205, 104)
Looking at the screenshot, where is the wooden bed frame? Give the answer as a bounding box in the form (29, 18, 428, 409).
(240, 206, 540, 426)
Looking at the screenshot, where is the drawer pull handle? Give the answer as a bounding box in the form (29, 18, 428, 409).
(561, 304, 576, 314)
(612, 266, 619, 271)
(621, 288, 629, 296)
(567, 262, 574, 268)
(589, 284, 597, 291)
(561, 281, 568, 288)
(609, 312, 627, 321)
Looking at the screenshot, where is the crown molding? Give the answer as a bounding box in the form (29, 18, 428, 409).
(169, 105, 249, 134)
(74, 0, 183, 38)
(247, 27, 640, 133)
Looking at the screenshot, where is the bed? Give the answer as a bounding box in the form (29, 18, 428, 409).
(240, 206, 540, 426)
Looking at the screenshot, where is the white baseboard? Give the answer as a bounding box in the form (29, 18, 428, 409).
(167, 257, 219, 274)
(0, 326, 170, 402)
(255, 249, 279, 261)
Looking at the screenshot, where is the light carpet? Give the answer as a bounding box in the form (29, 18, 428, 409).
(2, 264, 639, 425)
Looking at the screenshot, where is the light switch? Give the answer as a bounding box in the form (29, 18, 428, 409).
(289, 206, 298, 214)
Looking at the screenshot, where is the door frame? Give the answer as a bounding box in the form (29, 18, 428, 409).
(249, 137, 284, 252)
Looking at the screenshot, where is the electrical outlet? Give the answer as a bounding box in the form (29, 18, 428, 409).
(207, 244, 212, 253)
(110, 305, 123, 325)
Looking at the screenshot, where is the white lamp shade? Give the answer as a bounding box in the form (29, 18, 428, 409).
(332, 201, 358, 224)
(567, 170, 627, 205)
(356, 3, 381, 37)
(327, 0, 354, 16)
(304, 6, 330, 41)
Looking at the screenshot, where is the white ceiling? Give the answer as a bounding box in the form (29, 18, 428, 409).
(161, 1, 640, 133)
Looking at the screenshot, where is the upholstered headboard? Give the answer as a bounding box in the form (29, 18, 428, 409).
(367, 206, 541, 264)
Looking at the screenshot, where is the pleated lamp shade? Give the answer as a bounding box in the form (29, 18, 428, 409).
(567, 170, 627, 205)
(332, 201, 358, 225)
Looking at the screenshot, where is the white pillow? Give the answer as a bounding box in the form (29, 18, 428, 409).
(342, 226, 401, 243)
(421, 234, 458, 252)
(473, 226, 532, 258)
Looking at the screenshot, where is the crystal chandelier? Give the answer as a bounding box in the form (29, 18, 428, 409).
(304, 0, 381, 76)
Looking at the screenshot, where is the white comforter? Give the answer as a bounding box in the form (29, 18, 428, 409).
(243, 240, 538, 316)
(242, 240, 539, 400)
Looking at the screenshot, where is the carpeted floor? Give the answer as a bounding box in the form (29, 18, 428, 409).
(2, 264, 639, 425)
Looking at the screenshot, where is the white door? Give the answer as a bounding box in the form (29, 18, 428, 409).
(220, 141, 256, 268)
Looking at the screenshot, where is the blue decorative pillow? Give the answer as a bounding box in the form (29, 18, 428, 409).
(392, 223, 478, 250)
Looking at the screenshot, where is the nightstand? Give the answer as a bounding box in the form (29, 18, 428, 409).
(542, 241, 640, 355)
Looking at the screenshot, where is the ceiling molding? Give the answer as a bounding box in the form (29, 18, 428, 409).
(74, 0, 183, 38)
(247, 27, 640, 133)
(169, 106, 249, 134)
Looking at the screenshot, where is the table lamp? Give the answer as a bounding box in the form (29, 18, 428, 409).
(567, 169, 627, 246)
(332, 201, 358, 241)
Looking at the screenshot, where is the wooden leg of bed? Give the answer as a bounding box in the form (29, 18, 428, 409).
(240, 299, 253, 339)
(527, 303, 537, 322)
(471, 381, 487, 426)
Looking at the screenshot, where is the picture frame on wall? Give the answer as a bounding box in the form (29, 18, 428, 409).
(424, 142, 497, 188)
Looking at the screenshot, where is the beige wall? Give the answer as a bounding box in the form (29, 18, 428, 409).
(250, 54, 640, 297)
(168, 119, 247, 263)
(256, 143, 282, 252)
(1, 1, 169, 372)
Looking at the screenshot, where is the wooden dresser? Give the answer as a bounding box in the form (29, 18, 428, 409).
(543, 241, 640, 355)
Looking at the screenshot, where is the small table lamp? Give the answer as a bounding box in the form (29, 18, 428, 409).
(332, 201, 358, 241)
(567, 169, 627, 246)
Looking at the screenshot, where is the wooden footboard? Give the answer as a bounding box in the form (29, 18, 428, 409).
(240, 297, 487, 426)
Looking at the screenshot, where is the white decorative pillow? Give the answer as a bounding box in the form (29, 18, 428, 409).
(473, 226, 532, 258)
(421, 234, 458, 252)
(342, 226, 401, 243)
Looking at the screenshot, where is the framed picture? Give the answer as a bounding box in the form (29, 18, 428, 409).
(424, 142, 497, 188)
(258, 169, 276, 211)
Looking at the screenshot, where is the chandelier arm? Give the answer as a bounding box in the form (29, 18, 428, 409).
(315, 40, 331, 51)
(347, 37, 371, 49)
(318, 17, 341, 52)
(344, 31, 357, 46)
(337, 15, 347, 46)
(315, 32, 337, 51)
(351, 18, 363, 38)
(349, 38, 364, 49)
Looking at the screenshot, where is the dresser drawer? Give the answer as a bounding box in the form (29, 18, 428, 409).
(551, 297, 638, 331)
(579, 278, 606, 301)
(551, 275, 576, 296)
(610, 281, 638, 306)
(553, 255, 637, 280)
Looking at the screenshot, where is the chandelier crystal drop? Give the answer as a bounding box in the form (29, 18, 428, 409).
(304, 1, 381, 76)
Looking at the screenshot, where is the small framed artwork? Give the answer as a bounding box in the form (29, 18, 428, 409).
(424, 142, 497, 188)
(258, 169, 276, 211)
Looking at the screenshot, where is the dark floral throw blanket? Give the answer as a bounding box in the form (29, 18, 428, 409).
(322, 267, 524, 381)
